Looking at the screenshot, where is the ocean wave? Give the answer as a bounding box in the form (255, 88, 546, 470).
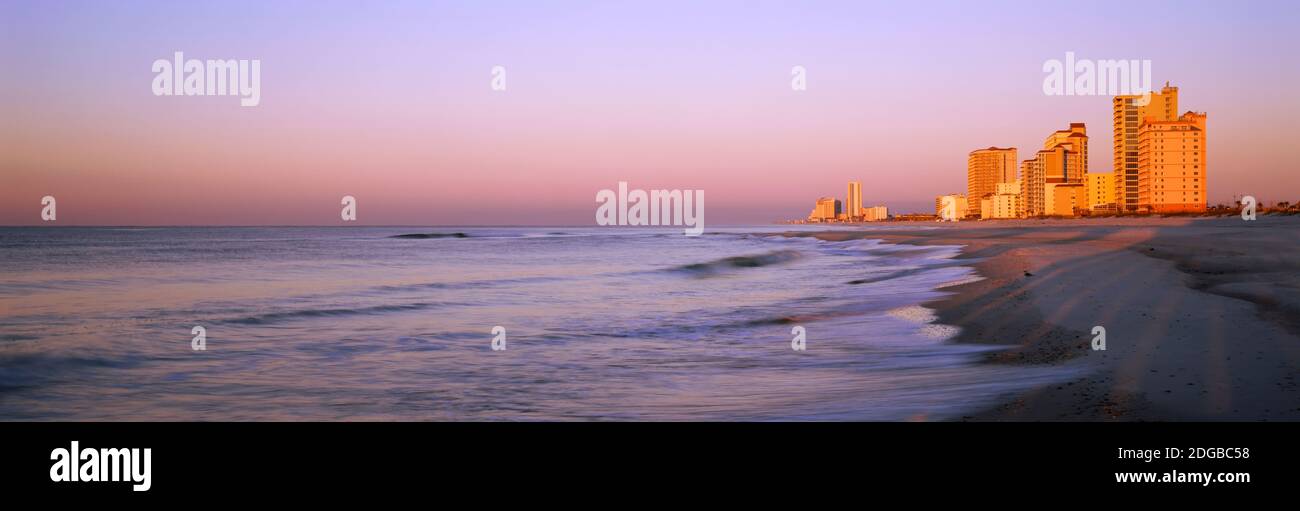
(888, 305, 961, 340)
(827, 240, 956, 259)
(0, 352, 142, 391)
(389, 232, 469, 239)
(227, 301, 454, 325)
(847, 267, 928, 285)
(372, 275, 565, 293)
(668, 250, 802, 276)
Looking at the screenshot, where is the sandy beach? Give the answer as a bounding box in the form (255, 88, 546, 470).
(785, 215, 1300, 421)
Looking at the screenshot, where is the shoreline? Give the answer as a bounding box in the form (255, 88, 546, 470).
(783, 216, 1300, 421)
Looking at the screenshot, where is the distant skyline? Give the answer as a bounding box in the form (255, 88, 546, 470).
(3, 0, 1299, 225)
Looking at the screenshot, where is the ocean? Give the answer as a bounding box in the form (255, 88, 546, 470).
(0, 226, 1076, 420)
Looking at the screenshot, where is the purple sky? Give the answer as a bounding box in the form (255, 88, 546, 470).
(3, 0, 1298, 225)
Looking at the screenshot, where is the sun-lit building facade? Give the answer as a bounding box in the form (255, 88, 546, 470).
(1084, 172, 1116, 212)
(1138, 111, 1207, 213)
(1018, 160, 1033, 217)
(846, 181, 863, 221)
(967, 147, 1018, 218)
(809, 197, 840, 222)
(1023, 123, 1087, 216)
(1114, 83, 1179, 212)
(935, 193, 968, 220)
(981, 180, 1021, 219)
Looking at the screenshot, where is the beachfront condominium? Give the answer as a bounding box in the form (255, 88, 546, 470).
(1114, 83, 1179, 212)
(1084, 172, 1117, 213)
(1018, 160, 1033, 217)
(981, 181, 1021, 219)
(1022, 123, 1088, 216)
(1137, 111, 1207, 213)
(862, 205, 888, 222)
(967, 147, 1018, 218)
(935, 193, 968, 220)
(847, 181, 863, 221)
(808, 197, 841, 222)
(1044, 122, 1089, 174)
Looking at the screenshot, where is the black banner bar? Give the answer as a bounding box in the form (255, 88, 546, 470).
(0, 422, 1292, 500)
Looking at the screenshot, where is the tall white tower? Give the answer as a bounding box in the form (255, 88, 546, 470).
(847, 181, 862, 221)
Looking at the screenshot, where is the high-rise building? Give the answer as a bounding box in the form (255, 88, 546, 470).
(1138, 111, 1207, 213)
(846, 181, 863, 221)
(1114, 83, 1179, 212)
(862, 205, 888, 221)
(809, 197, 839, 222)
(1022, 159, 1039, 216)
(935, 194, 968, 220)
(1084, 172, 1116, 212)
(1046, 182, 1085, 216)
(1024, 123, 1088, 216)
(1018, 160, 1033, 218)
(967, 147, 1018, 217)
(981, 181, 1021, 219)
(1044, 122, 1089, 178)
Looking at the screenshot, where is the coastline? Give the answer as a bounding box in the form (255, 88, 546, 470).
(783, 216, 1300, 421)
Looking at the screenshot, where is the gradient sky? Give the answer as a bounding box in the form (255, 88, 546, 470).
(2, 0, 1298, 225)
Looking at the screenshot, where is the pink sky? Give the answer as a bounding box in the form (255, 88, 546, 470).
(3, 0, 1298, 225)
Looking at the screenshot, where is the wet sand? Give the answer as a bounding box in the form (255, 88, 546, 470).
(784, 215, 1300, 421)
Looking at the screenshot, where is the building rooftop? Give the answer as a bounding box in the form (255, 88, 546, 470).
(971, 146, 1016, 153)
